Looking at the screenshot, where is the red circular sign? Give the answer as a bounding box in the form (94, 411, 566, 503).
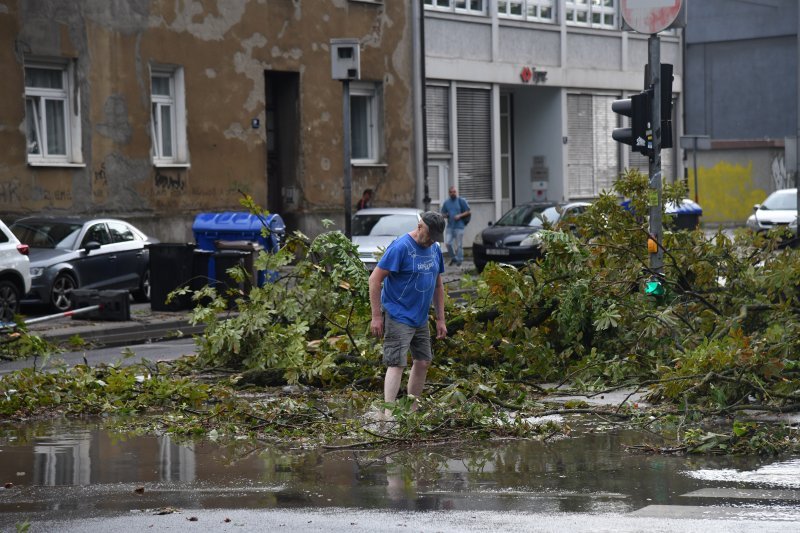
(520, 67, 532, 83)
(621, 0, 682, 34)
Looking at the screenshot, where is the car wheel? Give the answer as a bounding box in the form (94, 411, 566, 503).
(0, 280, 21, 323)
(475, 261, 486, 274)
(51, 272, 77, 312)
(132, 269, 151, 303)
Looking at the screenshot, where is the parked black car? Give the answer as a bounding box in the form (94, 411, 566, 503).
(10, 216, 157, 311)
(472, 202, 591, 273)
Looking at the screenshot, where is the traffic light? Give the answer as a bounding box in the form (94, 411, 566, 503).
(612, 90, 651, 156)
(643, 63, 674, 149)
(660, 63, 674, 149)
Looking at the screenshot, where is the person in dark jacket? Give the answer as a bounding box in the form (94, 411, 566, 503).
(356, 188, 373, 211)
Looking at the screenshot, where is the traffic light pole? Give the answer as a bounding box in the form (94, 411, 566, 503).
(648, 34, 664, 274)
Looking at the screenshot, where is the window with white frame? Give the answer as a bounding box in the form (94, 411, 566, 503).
(150, 67, 188, 166)
(350, 82, 383, 163)
(497, 0, 555, 22)
(424, 0, 486, 15)
(565, 0, 617, 29)
(25, 62, 82, 165)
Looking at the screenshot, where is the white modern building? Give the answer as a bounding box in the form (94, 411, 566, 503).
(419, 0, 683, 245)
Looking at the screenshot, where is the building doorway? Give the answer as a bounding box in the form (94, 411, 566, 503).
(265, 71, 299, 217)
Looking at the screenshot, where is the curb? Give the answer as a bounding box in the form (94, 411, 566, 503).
(37, 319, 204, 348)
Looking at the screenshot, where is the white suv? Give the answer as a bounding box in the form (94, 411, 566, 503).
(0, 219, 31, 323)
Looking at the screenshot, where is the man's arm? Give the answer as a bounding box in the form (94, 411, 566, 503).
(433, 274, 446, 339)
(369, 266, 389, 338)
(455, 198, 471, 221)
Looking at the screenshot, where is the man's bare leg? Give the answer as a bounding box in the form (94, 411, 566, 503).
(406, 359, 431, 411)
(384, 366, 404, 419)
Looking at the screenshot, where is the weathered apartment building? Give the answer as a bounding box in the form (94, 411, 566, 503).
(421, 0, 683, 245)
(0, 0, 420, 241)
(2, 0, 691, 244)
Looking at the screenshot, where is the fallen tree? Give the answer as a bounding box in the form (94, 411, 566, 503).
(2, 170, 799, 455)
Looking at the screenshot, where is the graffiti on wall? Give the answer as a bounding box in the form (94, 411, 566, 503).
(0, 180, 22, 205)
(93, 163, 109, 203)
(154, 171, 185, 193)
(771, 153, 790, 190)
(30, 182, 72, 205)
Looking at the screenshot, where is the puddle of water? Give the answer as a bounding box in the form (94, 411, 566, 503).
(0, 420, 789, 518)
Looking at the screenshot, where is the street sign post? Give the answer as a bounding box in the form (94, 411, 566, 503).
(617, 1, 684, 278)
(621, 0, 683, 34)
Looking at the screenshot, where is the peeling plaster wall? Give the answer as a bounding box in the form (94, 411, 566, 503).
(0, 0, 416, 241)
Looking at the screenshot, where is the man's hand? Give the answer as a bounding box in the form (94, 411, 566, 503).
(435, 318, 447, 339)
(371, 316, 384, 338)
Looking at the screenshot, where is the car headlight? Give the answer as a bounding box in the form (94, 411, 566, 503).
(30, 267, 44, 278)
(473, 232, 483, 245)
(520, 233, 542, 248)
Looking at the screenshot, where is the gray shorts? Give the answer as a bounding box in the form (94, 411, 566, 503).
(382, 312, 433, 367)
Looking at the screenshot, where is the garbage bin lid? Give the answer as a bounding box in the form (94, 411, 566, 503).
(665, 199, 702, 215)
(214, 240, 263, 251)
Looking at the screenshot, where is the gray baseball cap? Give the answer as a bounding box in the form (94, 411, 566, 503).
(420, 211, 445, 242)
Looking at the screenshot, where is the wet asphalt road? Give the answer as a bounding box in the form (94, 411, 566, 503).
(11, 507, 796, 533)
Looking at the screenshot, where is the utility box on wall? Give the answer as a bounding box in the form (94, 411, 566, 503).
(330, 38, 361, 80)
(531, 156, 549, 201)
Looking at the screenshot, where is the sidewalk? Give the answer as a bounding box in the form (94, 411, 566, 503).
(21, 303, 199, 348)
(12, 258, 476, 349)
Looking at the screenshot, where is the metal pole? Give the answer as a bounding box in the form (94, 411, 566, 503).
(343, 79, 352, 239)
(648, 34, 663, 273)
(693, 136, 699, 203)
(420, 0, 431, 212)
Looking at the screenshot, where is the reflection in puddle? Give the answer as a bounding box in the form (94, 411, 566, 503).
(685, 459, 800, 488)
(0, 421, 795, 516)
(2, 425, 197, 487)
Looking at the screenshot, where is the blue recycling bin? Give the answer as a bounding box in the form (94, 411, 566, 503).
(192, 212, 286, 286)
(621, 198, 703, 230)
(665, 199, 702, 230)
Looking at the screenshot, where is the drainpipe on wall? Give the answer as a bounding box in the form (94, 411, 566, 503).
(416, 0, 430, 212)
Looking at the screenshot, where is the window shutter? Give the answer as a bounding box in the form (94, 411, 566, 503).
(567, 94, 620, 198)
(457, 87, 492, 201)
(567, 94, 595, 197)
(426, 85, 450, 153)
(593, 94, 618, 194)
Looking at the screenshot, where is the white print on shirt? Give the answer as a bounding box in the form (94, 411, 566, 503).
(397, 239, 439, 300)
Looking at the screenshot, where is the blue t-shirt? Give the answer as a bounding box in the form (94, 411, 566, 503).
(377, 233, 445, 328)
(441, 196, 469, 230)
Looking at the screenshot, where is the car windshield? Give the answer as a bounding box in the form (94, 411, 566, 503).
(10, 221, 83, 249)
(761, 190, 797, 210)
(352, 214, 418, 237)
(495, 205, 559, 228)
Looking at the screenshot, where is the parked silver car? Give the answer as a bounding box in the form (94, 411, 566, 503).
(10, 216, 156, 311)
(351, 208, 422, 269)
(0, 219, 31, 322)
(746, 188, 798, 235)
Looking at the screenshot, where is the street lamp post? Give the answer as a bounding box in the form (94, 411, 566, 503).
(330, 39, 361, 239)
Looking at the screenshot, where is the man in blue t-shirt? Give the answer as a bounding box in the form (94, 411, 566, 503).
(369, 211, 447, 418)
(440, 186, 471, 267)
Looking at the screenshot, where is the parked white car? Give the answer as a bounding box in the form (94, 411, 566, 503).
(746, 188, 798, 235)
(351, 208, 422, 269)
(0, 219, 32, 323)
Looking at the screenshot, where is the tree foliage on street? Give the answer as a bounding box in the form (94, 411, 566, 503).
(1, 169, 799, 455)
